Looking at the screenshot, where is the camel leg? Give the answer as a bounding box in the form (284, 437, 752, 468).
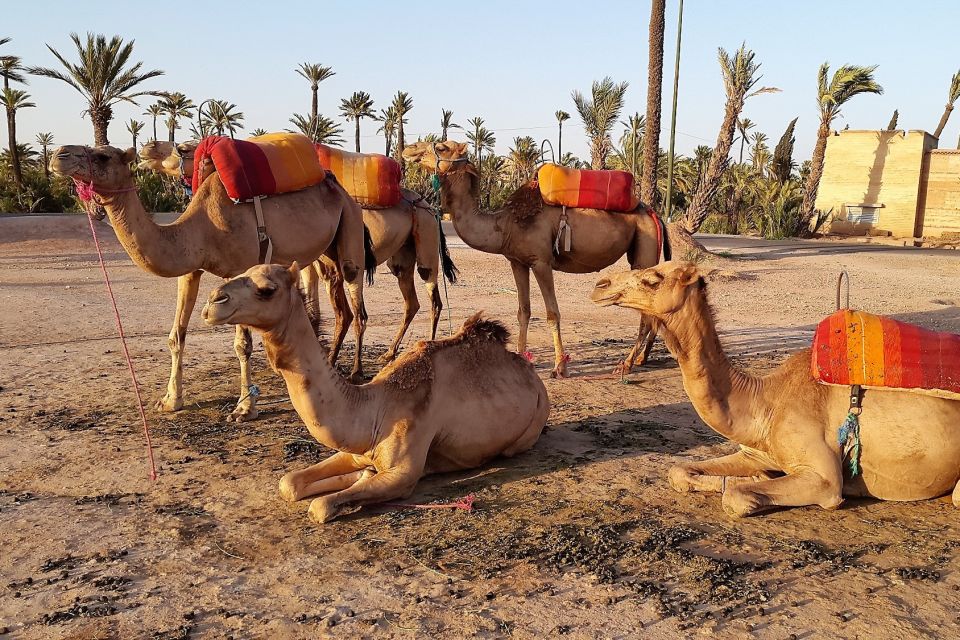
(320, 259, 352, 368)
(952, 480, 960, 508)
(509, 259, 532, 357)
(615, 316, 660, 375)
(227, 325, 259, 422)
(668, 450, 777, 494)
(343, 276, 367, 383)
(722, 467, 844, 517)
(299, 261, 323, 323)
(531, 263, 568, 378)
(308, 464, 421, 524)
(423, 276, 442, 341)
(381, 261, 419, 364)
(156, 270, 202, 413)
(279, 451, 368, 501)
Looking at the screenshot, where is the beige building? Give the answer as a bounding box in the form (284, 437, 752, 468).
(815, 129, 960, 238)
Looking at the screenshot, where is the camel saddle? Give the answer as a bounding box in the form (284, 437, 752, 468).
(192, 133, 326, 202)
(812, 309, 960, 400)
(315, 145, 401, 208)
(537, 163, 640, 212)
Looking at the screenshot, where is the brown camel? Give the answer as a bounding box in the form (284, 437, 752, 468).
(140, 142, 459, 364)
(51, 144, 369, 421)
(403, 141, 666, 378)
(591, 262, 960, 516)
(201, 263, 549, 523)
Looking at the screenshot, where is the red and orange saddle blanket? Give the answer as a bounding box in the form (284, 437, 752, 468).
(537, 163, 640, 213)
(192, 133, 326, 202)
(812, 309, 960, 400)
(315, 145, 402, 208)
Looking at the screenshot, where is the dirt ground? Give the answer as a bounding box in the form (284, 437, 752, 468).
(1, 215, 959, 639)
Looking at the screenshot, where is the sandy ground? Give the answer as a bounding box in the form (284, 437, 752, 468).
(1, 215, 959, 639)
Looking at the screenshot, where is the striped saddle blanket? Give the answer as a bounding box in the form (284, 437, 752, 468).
(315, 145, 401, 208)
(192, 133, 326, 202)
(537, 163, 640, 212)
(811, 309, 960, 399)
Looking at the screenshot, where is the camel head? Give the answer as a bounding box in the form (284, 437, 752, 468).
(138, 139, 197, 178)
(202, 263, 301, 331)
(402, 140, 472, 174)
(49, 145, 137, 190)
(591, 261, 704, 318)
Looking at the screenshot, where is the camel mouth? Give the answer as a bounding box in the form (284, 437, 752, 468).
(201, 303, 234, 326)
(211, 294, 230, 305)
(590, 292, 621, 307)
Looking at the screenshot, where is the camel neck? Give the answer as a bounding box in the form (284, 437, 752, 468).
(660, 291, 765, 447)
(441, 169, 505, 254)
(262, 299, 373, 453)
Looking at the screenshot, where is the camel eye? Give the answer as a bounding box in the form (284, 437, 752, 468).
(256, 285, 277, 299)
(595, 278, 610, 289)
(641, 275, 662, 288)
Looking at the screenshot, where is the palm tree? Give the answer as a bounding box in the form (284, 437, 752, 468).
(160, 91, 195, 142)
(932, 70, 960, 139)
(621, 112, 645, 177)
(886, 109, 899, 131)
(683, 44, 779, 232)
(125, 119, 144, 149)
(771, 117, 797, 183)
(737, 117, 756, 163)
(641, 0, 666, 205)
(801, 63, 883, 219)
(377, 106, 398, 155)
(1, 88, 35, 189)
(144, 102, 163, 141)
(29, 33, 164, 145)
(750, 131, 768, 164)
(440, 108, 460, 141)
(391, 91, 413, 161)
(289, 113, 343, 147)
(202, 99, 245, 137)
(1, 56, 26, 90)
(467, 117, 486, 164)
(35, 131, 54, 180)
(339, 91, 375, 153)
(555, 110, 570, 160)
(571, 76, 629, 169)
(251, 128, 268, 137)
(296, 62, 334, 123)
(505, 135, 540, 185)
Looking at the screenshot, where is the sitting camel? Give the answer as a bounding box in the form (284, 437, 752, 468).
(140, 142, 459, 365)
(403, 141, 667, 379)
(591, 262, 960, 516)
(201, 263, 549, 523)
(51, 145, 370, 421)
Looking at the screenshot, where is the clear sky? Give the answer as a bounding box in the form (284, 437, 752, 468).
(6, 1, 960, 163)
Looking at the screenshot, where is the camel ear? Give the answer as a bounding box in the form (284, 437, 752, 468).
(122, 147, 137, 165)
(287, 261, 301, 286)
(454, 142, 469, 157)
(674, 263, 700, 287)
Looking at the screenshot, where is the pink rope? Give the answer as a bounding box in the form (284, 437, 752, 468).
(386, 494, 475, 512)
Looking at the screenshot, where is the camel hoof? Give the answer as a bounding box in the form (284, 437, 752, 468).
(308, 497, 338, 524)
(348, 371, 365, 385)
(721, 487, 760, 518)
(668, 466, 694, 493)
(227, 405, 259, 423)
(279, 474, 301, 502)
(550, 365, 569, 379)
(154, 394, 183, 413)
(377, 351, 397, 365)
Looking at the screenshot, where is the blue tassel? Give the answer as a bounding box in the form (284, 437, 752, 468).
(431, 173, 441, 192)
(837, 412, 861, 477)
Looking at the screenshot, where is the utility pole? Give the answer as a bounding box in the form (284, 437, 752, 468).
(664, 0, 684, 221)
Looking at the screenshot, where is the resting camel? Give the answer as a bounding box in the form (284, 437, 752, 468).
(403, 141, 667, 379)
(51, 144, 370, 421)
(140, 142, 459, 364)
(201, 263, 549, 523)
(591, 262, 960, 516)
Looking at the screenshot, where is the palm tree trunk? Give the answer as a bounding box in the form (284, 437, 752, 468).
(739, 135, 745, 163)
(132, 132, 138, 149)
(42, 146, 50, 181)
(151, 116, 157, 141)
(933, 103, 953, 140)
(168, 123, 175, 143)
(641, 0, 665, 206)
(91, 106, 111, 146)
(683, 101, 739, 232)
(311, 87, 318, 123)
(354, 118, 361, 153)
(801, 121, 831, 219)
(442, 124, 448, 142)
(396, 122, 405, 162)
(7, 109, 22, 189)
(558, 122, 563, 160)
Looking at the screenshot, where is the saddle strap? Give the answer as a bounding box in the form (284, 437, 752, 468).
(253, 196, 273, 264)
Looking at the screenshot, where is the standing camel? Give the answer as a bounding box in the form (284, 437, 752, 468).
(140, 142, 460, 363)
(591, 262, 960, 516)
(51, 144, 369, 421)
(403, 141, 667, 378)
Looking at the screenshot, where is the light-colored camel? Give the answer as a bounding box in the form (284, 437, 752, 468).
(591, 261, 960, 516)
(403, 141, 666, 378)
(139, 142, 459, 364)
(201, 263, 549, 523)
(51, 144, 369, 421)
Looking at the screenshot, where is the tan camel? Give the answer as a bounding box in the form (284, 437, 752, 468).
(138, 142, 459, 364)
(201, 263, 549, 523)
(51, 144, 369, 421)
(591, 261, 960, 516)
(403, 141, 666, 378)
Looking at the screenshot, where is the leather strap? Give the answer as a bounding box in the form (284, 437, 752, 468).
(253, 196, 273, 264)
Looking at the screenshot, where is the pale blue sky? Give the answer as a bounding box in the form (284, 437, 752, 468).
(6, 1, 960, 162)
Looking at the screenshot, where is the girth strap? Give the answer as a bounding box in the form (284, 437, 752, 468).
(253, 196, 273, 264)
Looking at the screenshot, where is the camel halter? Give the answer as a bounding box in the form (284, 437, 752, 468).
(72, 149, 139, 218)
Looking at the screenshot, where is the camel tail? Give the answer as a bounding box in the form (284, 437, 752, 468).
(438, 223, 460, 284)
(363, 225, 377, 286)
(660, 217, 672, 262)
(460, 311, 510, 345)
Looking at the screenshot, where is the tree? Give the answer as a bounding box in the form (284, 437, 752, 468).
(144, 102, 163, 141)
(466, 117, 495, 165)
(886, 109, 899, 131)
(801, 63, 883, 220)
(1, 57, 26, 91)
(505, 135, 540, 185)
(125, 119, 144, 149)
(932, 70, 960, 139)
(339, 91, 375, 153)
(555, 110, 570, 160)
(288, 112, 341, 145)
(296, 62, 334, 123)
(572, 76, 629, 169)
(35, 131, 54, 180)
(641, 0, 665, 205)
(737, 117, 756, 163)
(377, 106, 398, 155)
(621, 112, 645, 177)
(29, 33, 163, 145)
(1, 88, 35, 189)
(440, 108, 460, 142)
(683, 45, 779, 232)
(160, 91, 194, 142)
(771, 117, 797, 183)
(201, 100, 244, 137)
(391, 91, 413, 161)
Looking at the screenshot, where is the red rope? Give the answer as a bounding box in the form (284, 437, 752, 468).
(648, 208, 665, 263)
(84, 210, 158, 481)
(386, 494, 475, 512)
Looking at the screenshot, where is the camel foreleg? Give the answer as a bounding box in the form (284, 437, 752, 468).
(532, 263, 568, 378)
(722, 467, 844, 517)
(381, 258, 419, 364)
(308, 465, 421, 524)
(156, 270, 202, 413)
(343, 274, 368, 383)
(615, 316, 660, 375)
(668, 450, 777, 494)
(227, 325, 259, 422)
(510, 260, 532, 358)
(279, 451, 370, 501)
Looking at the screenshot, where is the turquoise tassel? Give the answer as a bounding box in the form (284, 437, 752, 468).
(837, 412, 861, 477)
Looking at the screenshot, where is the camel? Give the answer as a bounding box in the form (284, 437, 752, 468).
(51, 144, 370, 421)
(139, 142, 459, 364)
(403, 141, 667, 379)
(591, 261, 960, 516)
(201, 263, 549, 523)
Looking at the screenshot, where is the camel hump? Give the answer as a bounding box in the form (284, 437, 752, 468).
(504, 180, 544, 223)
(459, 312, 511, 346)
